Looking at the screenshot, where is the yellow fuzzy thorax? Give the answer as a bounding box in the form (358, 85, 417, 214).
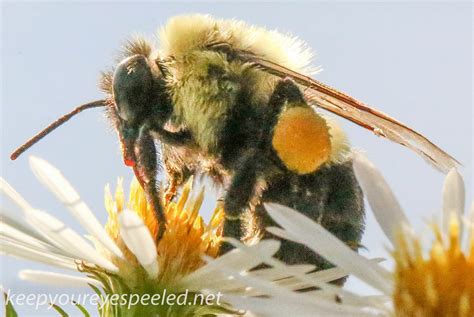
(158, 14, 313, 73)
(393, 216, 474, 317)
(156, 14, 350, 164)
(103, 178, 224, 285)
(157, 15, 315, 154)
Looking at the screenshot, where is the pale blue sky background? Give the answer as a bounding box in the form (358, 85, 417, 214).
(1, 1, 472, 316)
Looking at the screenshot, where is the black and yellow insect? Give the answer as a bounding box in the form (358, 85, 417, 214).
(11, 15, 457, 269)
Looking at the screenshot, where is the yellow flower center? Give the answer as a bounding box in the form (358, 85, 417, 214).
(103, 177, 224, 285)
(393, 216, 474, 317)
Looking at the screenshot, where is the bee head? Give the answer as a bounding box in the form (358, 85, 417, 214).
(112, 54, 170, 167)
(113, 54, 168, 122)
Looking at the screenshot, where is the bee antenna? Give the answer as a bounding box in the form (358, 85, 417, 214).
(10, 100, 107, 160)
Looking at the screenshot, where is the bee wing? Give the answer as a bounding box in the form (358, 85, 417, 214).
(242, 54, 459, 173)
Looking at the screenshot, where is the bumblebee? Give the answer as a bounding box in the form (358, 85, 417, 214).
(11, 15, 457, 269)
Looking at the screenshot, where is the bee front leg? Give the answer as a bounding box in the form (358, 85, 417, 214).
(164, 178, 178, 204)
(133, 126, 166, 240)
(149, 127, 194, 204)
(221, 149, 259, 254)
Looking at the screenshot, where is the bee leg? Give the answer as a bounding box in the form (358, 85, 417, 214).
(133, 126, 166, 240)
(220, 78, 306, 254)
(164, 177, 178, 204)
(267, 77, 306, 113)
(149, 127, 194, 204)
(220, 149, 259, 254)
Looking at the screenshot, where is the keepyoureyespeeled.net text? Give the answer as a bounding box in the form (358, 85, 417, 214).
(4, 289, 223, 310)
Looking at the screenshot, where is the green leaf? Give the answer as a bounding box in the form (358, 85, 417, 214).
(4, 292, 18, 317)
(88, 283, 106, 316)
(50, 303, 69, 317)
(73, 301, 91, 317)
(88, 283, 103, 298)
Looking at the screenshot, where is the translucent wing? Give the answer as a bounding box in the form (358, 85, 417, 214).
(239, 53, 459, 173)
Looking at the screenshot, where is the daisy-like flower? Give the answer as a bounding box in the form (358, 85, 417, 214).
(263, 153, 473, 317)
(1, 156, 228, 316)
(2, 156, 373, 317)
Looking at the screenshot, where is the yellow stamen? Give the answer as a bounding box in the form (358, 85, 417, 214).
(103, 177, 224, 285)
(393, 215, 474, 317)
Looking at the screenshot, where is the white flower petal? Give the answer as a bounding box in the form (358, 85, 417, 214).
(0, 222, 53, 251)
(302, 291, 391, 314)
(182, 239, 280, 289)
(274, 267, 347, 291)
(237, 265, 316, 296)
(275, 258, 383, 296)
(266, 226, 296, 241)
(224, 295, 376, 317)
(265, 203, 392, 295)
(230, 237, 384, 310)
(251, 264, 315, 281)
(442, 168, 465, 234)
(0, 180, 51, 244)
(267, 226, 302, 244)
(198, 254, 314, 297)
(30, 156, 123, 258)
(0, 208, 49, 243)
(1, 239, 76, 270)
(215, 265, 383, 317)
(29, 156, 124, 259)
(353, 152, 409, 246)
(0, 177, 32, 211)
(119, 209, 159, 279)
(26, 209, 118, 272)
(19, 270, 101, 287)
(307, 266, 348, 283)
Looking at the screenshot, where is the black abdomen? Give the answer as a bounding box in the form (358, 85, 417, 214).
(244, 160, 365, 269)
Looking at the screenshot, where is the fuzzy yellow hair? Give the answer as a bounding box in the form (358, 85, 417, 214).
(158, 14, 314, 74)
(157, 14, 349, 165)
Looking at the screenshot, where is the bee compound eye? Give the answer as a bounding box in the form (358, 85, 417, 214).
(113, 55, 155, 121)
